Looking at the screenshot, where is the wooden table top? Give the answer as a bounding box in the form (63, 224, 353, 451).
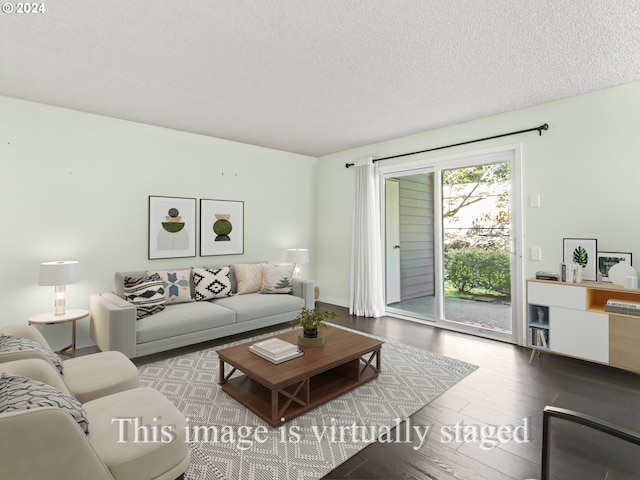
(217, 325, 383, 388)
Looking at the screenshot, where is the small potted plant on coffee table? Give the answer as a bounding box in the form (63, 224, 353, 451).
(291, 307, 337, 347)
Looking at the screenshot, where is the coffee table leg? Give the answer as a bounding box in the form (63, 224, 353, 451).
(219, 359, 237, 385)
(273, 379, 310, 424)
(359, 349, 382, 377)
(271, 389, 279, 423)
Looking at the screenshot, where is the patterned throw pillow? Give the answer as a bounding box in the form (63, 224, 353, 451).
(233, 264, 263, 295)
(261, 264, 295, 294)
(0, 334, 64, 374)
(123, 273, 166, 320)
(149, 270, 193, 304)
(0, 373, 89, 434)
(192, 267, 233, 301)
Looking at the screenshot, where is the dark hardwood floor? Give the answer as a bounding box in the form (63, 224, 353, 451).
(81, 303, 640, 479)
(317, 303, 640, 480)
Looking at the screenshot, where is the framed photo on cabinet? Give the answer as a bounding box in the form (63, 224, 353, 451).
(148, 196, 197, 259)
(200, 199, 244, 256)
(597, 251, 632, 282)
(563, 238, 597, 281)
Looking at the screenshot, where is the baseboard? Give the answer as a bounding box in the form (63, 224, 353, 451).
(317, 296, 349, 309)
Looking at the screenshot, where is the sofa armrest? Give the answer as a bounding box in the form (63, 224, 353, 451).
(90, 293, 137, 359)
(0, 324, 51, 348)
(0, 358, 72, 395)
(0, 325, 58, 367)
(292, 278, 315, 309)
(0, 407, 114, 480)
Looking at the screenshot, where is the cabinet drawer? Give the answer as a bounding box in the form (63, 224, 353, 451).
(528, 282, 586, 310)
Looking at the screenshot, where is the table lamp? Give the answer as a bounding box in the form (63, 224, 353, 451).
(285, 249, 309, 278)
(39, 261, 80, 316)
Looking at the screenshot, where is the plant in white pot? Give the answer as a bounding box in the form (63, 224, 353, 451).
(291, 307, 337, 347)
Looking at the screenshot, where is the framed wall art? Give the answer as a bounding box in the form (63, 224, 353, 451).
(563, 238, 597, 281)
(200, 199, 244, 256)
(148, 196, 197, 259)
(597, 251, 632, 282)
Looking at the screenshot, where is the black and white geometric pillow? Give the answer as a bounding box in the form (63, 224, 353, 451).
(192, 267, 233, 301)
(0, 334, 64, 374)
(123, 273, 166, 320)
(0, 373, 89, 434)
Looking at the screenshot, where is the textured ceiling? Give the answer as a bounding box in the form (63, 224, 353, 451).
(2, 1, 639, 156)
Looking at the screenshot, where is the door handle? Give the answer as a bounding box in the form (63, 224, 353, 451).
(394, 244, 401, 249)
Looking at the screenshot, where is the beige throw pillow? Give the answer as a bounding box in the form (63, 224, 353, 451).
(261, 263, 295, 294)
(233, 264, 263, 294)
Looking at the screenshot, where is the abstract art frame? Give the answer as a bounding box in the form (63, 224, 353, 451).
(148, 196, 197, 259)
(563, 237, 597, 281)
(200, 199, 244, 256)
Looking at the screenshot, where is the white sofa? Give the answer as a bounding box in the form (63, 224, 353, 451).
(0, 359, 188, 480)
(90, 264, 314, 358)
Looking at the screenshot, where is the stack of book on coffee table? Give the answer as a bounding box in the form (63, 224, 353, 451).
(249, 337, 304, 364)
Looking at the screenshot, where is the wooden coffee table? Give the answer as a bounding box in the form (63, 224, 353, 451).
(218, 325, 383, 427)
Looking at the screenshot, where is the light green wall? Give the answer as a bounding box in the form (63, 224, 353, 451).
(316, 82, 640, 308)
(0, 96, 316, 349)
(4, 82, 639, 349)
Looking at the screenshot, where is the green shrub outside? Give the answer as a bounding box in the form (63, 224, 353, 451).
(445, 246, 511, 297)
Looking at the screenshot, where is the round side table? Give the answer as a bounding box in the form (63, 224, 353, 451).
(28, 308, 89, 358)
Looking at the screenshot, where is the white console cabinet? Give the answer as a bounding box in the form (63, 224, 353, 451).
(527, 279, 640, 372)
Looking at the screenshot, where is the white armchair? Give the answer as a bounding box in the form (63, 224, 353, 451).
(0, 324, 138, 403)
(0, 358, 189, 480)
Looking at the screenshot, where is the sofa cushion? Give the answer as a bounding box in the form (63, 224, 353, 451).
(261, 263, 295, 294)
(193, 267, 233, 300)
(84, 387, 187, 480)
(233, 263, 263, 294)
(0, 373, 89, 434)
(62, 351, 139, 404)
(136, 302, 236, 344)
(212, 293, 304, 323)
(148, 269, 193, 304)
(123, 273, 166, 320)
(0, 334, 64, 374)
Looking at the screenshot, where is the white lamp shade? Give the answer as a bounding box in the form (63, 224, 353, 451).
(286, 248, 309, 263)
(285, 249, 309, 264)
(39, 261, 80, 286)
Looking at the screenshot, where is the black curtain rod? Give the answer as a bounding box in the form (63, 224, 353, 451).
(345, 123, 549, 168)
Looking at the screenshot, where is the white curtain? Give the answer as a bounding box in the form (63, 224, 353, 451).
(349, 157, 385, 317)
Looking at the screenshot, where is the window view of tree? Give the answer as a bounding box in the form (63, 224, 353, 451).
(442, 163, 511, 301)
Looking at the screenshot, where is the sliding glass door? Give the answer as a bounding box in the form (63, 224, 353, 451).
(385, 172, 437, 319)
(383, 147, 521, 343)
(440, 162, 513, 336)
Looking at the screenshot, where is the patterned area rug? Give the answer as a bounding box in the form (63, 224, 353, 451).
(138, 326, 478, 480)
